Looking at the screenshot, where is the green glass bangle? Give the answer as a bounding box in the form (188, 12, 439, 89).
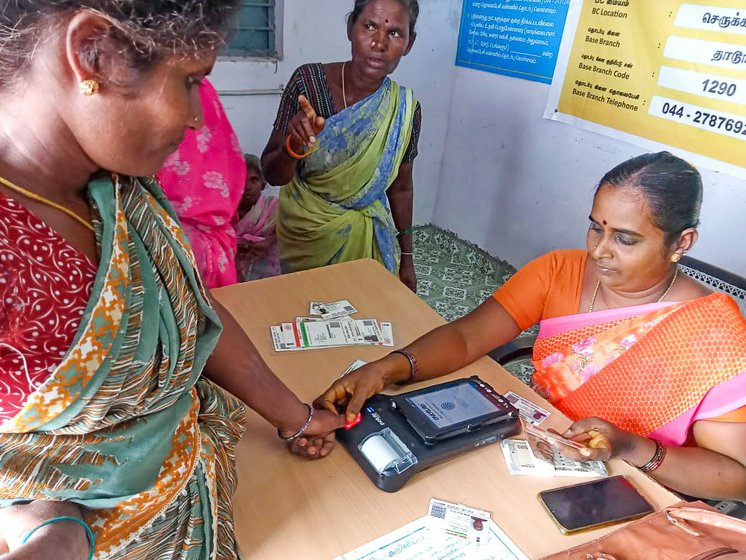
(21, 515, 95, 560)
(397, 227, 413, 237)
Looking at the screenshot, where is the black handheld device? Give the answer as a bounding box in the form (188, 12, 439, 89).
(337, 376, 521, 492)
(392, 376, 516, 445)
(538, 475, 655, 534)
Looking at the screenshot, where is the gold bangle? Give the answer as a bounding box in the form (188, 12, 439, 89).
(285, 134, 312, 160)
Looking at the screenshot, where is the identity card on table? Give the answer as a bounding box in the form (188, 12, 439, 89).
(309, 299, 358, 319)
(503, 391, 550, 426)
(334, 498, 528, 560)
(270, 320, 393, 351)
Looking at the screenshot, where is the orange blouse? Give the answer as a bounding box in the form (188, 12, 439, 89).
(493, 249, 586, 331)
(492, 249, 746, 424)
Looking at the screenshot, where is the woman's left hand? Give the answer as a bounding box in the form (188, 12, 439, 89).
(556, 416, 647, 463)
(399, 257, 417, 293)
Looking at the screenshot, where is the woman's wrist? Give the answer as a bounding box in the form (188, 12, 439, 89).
(620, 435, 658, 466)
(277, 401, 313, 436)
(380, 352, 413, 386)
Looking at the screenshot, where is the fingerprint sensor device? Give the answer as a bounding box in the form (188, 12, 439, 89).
(538, 475, 655, 534)
(337, 376, 521, 492)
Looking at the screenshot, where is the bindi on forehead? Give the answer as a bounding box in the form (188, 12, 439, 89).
(386, 18, 390, 23)
(602, 220, 607, 225)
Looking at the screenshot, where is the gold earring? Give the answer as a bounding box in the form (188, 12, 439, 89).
(671, 253, 681, 263)
(80, 79, 100, 96)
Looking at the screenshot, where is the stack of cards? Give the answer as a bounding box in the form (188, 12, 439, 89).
(270, 300, 394, 352)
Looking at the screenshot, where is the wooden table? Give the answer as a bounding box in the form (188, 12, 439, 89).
(212, 259, 678, 560)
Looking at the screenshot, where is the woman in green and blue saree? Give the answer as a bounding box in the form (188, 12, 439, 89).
(261, 0, 421, 292)
(0, 3, 344, 559)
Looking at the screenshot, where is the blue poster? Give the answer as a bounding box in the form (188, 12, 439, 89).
(455, 0, 571, 84)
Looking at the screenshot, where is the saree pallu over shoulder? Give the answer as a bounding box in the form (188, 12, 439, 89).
(277, 78, 416, 273)
(0, 176, 246, 559)
(532, 293, 746, 446)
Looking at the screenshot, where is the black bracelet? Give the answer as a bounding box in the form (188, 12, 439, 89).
(389, 349, 418, 384)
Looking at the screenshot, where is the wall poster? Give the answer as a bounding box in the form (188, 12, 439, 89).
(545, 0, 746, 178)
(456, 0, 571, 84)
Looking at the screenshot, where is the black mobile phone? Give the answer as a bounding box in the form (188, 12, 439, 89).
(538, 475, 655, 534)
(391, 376, 517, 445)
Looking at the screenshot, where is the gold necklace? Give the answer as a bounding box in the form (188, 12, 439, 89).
(588, 266, 678, 313)
(0, 174, 95, 232)
(341, 61, 348, 109)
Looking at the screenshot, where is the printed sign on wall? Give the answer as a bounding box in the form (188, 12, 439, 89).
(456, 0, 571, 84)
(545, 0, 746, 178)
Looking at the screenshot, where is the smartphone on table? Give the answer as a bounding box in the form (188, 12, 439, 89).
(538, 475, 654, 534)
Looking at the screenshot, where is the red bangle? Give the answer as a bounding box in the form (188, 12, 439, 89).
(284, 134, 311, 160)
(389, 349, 418, 385)
(639, 439, 667, 473)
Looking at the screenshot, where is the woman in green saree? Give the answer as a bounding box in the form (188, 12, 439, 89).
(261, 0, 421, 292)
(0, 3, 343, 559)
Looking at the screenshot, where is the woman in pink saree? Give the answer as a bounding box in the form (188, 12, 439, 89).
(235, 155, 281, 280)
(158, 78, 246, 288)
(316, 152, 746, 501)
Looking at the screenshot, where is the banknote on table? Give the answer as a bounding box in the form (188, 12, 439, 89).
(500, 438, 608, 477)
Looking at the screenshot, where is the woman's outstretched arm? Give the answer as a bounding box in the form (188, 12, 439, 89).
(315, 297, 522, 422)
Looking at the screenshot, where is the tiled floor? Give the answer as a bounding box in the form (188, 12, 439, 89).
(411, 225, 515, 321)
(412, 224, 746, 519)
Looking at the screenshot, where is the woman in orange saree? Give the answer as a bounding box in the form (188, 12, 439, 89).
(531, 278, 746, 448)
(316, 152, 746, 501)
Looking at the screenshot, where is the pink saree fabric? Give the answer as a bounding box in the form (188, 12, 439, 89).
(157, 79, 246, 288)
(235, 195, 280, 280)
(532, 294, 746, 446)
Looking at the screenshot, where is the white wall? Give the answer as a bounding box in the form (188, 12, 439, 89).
(433, 66, 746, 276)
(212, 2, 746, 276)
(210, 0, 462, 223)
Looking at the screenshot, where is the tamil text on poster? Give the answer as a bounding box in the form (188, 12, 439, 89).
(545, 0, 746, 178)
(456, 0, 571, 84)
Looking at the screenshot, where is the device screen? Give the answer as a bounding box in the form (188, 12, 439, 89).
(404, 382, 500, 430)
(539, 476, 654, 533)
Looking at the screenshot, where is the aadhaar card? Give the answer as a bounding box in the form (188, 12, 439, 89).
(281, 322, 302, 349)
(300, 320, 352, 347)
(355, 319, 384, 345)
(380, 322, 394, 346)
(270, 326, 302, 352)
(504, 391, 550, 425)
(427, 498, 491, 551)
(309, 300, 358, 319)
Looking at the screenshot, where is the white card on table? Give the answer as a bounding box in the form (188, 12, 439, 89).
(504, 391, 550, 425)
(309, 300, 358, 319)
